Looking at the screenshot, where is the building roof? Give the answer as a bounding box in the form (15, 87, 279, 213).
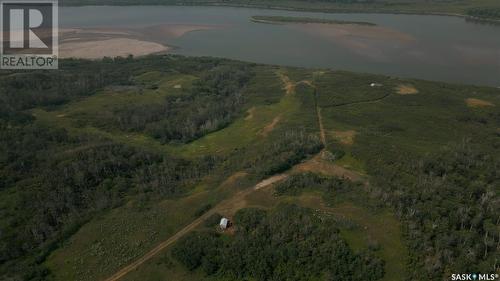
(220, 218, 229, 228)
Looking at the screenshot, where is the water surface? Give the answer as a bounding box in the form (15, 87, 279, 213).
(60, 6, 500, 86)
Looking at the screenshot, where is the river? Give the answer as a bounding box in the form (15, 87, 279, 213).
(60, 5, 500, 86)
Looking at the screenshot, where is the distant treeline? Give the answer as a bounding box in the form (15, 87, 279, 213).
(60, 0, 380, 6)
(59, 0, 500, 22)
(467, 8, 500, 21)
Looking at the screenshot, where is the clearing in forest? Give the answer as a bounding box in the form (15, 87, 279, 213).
(395, 84, 418, 95)
(331, 130, 356, 145)
(465, 98, 495, 108)
(292, 152, 365, 182)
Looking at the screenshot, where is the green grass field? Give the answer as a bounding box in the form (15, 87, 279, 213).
(45, 191, 211, 281)
(44, 171, 257, 281)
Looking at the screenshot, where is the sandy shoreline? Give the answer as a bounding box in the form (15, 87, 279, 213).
(59, 24, 217, 59)
(59, 38, 169, 59)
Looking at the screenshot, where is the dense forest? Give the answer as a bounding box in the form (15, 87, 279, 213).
(173, 204, 385, 280)
(361, 141, 500, 279)
(99, 65, 253, 144)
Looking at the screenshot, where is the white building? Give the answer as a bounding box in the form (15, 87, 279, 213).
(219, 217, 229, 230)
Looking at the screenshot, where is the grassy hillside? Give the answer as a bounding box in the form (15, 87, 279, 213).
(60, 0, 500, 20)
(1, 55, 499, 281)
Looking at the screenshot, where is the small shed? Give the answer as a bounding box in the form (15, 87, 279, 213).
(219, 217, 229, 230)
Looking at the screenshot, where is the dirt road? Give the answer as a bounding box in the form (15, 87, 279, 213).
(307, 79, 326, 147)
(317, 107, 327, 146)
(103, 173, 288, 281)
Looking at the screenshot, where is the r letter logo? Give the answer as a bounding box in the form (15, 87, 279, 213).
(1, 0, 58, 69)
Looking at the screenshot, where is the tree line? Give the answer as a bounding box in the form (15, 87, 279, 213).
(467, 8, 500, 20)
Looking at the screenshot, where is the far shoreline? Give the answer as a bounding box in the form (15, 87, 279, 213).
(59, 2, 500, 24)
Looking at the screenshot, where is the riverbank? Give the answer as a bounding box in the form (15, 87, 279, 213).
(60, 0, 500, 23)
(60, 38, 169, 59)
(59, 24, 218, 59)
